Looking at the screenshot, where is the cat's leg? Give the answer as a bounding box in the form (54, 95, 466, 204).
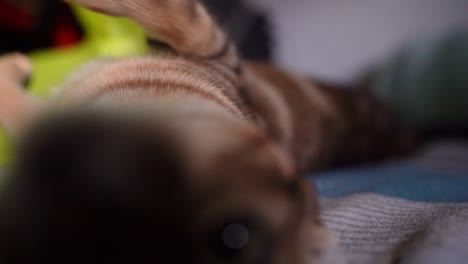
(68, 0, 241, 73)
(316, 86, 418, 168)
(0, 53, 43, 136)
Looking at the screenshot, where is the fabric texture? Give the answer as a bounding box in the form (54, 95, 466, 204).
(313, 140, 468, 263)
(320, 194, 468, 264)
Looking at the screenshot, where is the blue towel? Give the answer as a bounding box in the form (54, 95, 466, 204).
(310, 163, 468, 203)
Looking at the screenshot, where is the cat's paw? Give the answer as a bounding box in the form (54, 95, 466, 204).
(0, 53, 32, 86)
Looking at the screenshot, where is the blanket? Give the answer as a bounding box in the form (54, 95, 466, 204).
(313, 140, 468, 264)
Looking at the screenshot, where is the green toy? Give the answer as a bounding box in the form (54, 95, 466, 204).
(0, 5, 147, 165)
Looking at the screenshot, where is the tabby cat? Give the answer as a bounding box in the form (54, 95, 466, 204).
(0, 0, 412, 263)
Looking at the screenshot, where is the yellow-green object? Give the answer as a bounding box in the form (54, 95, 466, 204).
(0, 5, 147, 165)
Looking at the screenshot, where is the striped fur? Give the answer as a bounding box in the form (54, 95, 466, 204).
(0, 0, 414, 263)
(0, 0, 413, 171)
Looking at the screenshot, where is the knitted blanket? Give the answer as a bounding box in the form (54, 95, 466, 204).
(313, 140, 468, 264)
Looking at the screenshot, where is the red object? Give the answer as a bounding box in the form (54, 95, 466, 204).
(0, 2, 82, 49)
(0, 2, 35, 32)
(52, 8, 82, 48)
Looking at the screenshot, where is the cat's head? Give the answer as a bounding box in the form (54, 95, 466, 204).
(0, 106, 339, 264)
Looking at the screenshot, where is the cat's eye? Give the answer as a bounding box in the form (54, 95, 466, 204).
(210, 222, 250, 259)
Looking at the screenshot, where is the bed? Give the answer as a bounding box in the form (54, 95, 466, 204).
(312, 140, 468, 263)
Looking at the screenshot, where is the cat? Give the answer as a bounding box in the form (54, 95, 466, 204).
(0, 0, 413, 263)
